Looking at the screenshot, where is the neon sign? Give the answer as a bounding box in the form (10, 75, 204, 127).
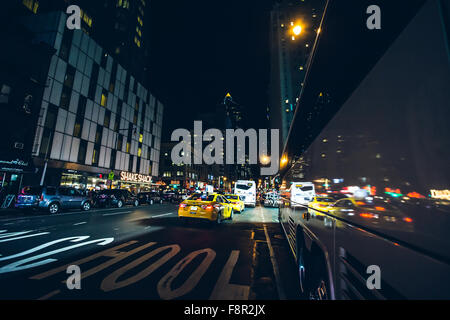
(430, 189, 450, 201)
(120, 171, 152, 183)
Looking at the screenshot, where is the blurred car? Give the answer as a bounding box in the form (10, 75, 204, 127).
(308, 194, 347, 216)
(178, 193, 234, 223)
(97, 189, 139, 208)
(328, 197, 413, 231)
(179, 193, 190, 201)
(224, 194, 245, 213)
(263, 192, 282, 208)
(138, 191, 163, 205)
(161, 191, 177, 203)
(15, 186, 92, 214)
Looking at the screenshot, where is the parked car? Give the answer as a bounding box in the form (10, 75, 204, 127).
(15, 186, 92, 214)
(138, 191, 163, 205)
(97, 189, 139, 208)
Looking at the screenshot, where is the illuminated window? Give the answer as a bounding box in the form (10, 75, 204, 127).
(139, 134, 143, 143)
(101, 93, 107, 107)
(126, 142, 130, 153)
(79, 9, 93, 28)
(138, 148, 142, 157)
(23, 0, 39, 13)
(134, 36, 141, 47)
(137, 16, 143, 26)
(117, 0, 129, 8)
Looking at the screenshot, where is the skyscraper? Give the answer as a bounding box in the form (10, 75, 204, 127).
(21, 0, 150, 83)
(12, 2, 163, 191)
(223, 93, 243, 129)
(269, 0, 326, 150)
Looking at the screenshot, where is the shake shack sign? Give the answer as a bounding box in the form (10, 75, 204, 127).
(120, 171, 152, 183)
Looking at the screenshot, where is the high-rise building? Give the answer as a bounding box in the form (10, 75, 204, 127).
(20, 0, 150, 83)
(14, 8, 163, 191)
(269, 0, 326, 150)
(223, 93, 243, 129)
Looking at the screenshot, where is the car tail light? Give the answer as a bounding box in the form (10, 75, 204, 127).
(202, 204, 213, 210)
(40, 194, 44, 201)
(179, 203, 187, 208)
(359, 213, 376, 219)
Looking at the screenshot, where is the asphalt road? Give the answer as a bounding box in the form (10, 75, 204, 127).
(0, 203, 302, 300)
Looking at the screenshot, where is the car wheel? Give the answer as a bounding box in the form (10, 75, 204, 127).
(134, 200, 139, 207)
(82, 201, 91, 211)
(216, 211, 223, 224)
(117, 200, 123, 208)
(48, 202, 60, 214)
(229, 209, 234, 220)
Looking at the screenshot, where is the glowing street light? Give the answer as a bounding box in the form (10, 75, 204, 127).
(280, 155, 288, 168)
(260, 155, 270, 165)
(293, 25, 302, 36)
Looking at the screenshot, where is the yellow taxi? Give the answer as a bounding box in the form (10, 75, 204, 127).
(308, 194, 346, 217)
(178, 193, 234, 223)
(224, 194, 245, 213)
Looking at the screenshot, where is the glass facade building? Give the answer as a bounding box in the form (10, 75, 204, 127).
(21, 12, 162, 188)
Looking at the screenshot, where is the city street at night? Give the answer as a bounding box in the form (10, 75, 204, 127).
(1, 0, 450, 309)
(0, 204, 300, 300)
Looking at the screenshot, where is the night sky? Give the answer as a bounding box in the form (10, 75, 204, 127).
(148, 0, 274, 140)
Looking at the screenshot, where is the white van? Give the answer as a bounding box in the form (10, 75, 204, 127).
(290, 182, 315, 207)
(234, 180, 256, 207)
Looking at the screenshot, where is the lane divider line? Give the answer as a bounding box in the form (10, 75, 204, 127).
(258, 206, 286, 300)
(102, 211, 132, 216)
(151, 213, 174, 218)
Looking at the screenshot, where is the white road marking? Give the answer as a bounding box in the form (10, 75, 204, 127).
(158, 248, 216, 300)
(73, 222, 87, 226)
(151, 213, 174, 218)
(0, 232, 50, 243)
(102, 211, 132, 216)
(210, 250, 250, 300)
(127, 212, 174, 223)
(258, 206, 286, 300)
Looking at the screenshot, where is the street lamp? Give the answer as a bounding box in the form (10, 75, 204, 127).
(293, 25, 302, 36)
(280, 155, 288, 168)
(260, 155, 270, 165)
